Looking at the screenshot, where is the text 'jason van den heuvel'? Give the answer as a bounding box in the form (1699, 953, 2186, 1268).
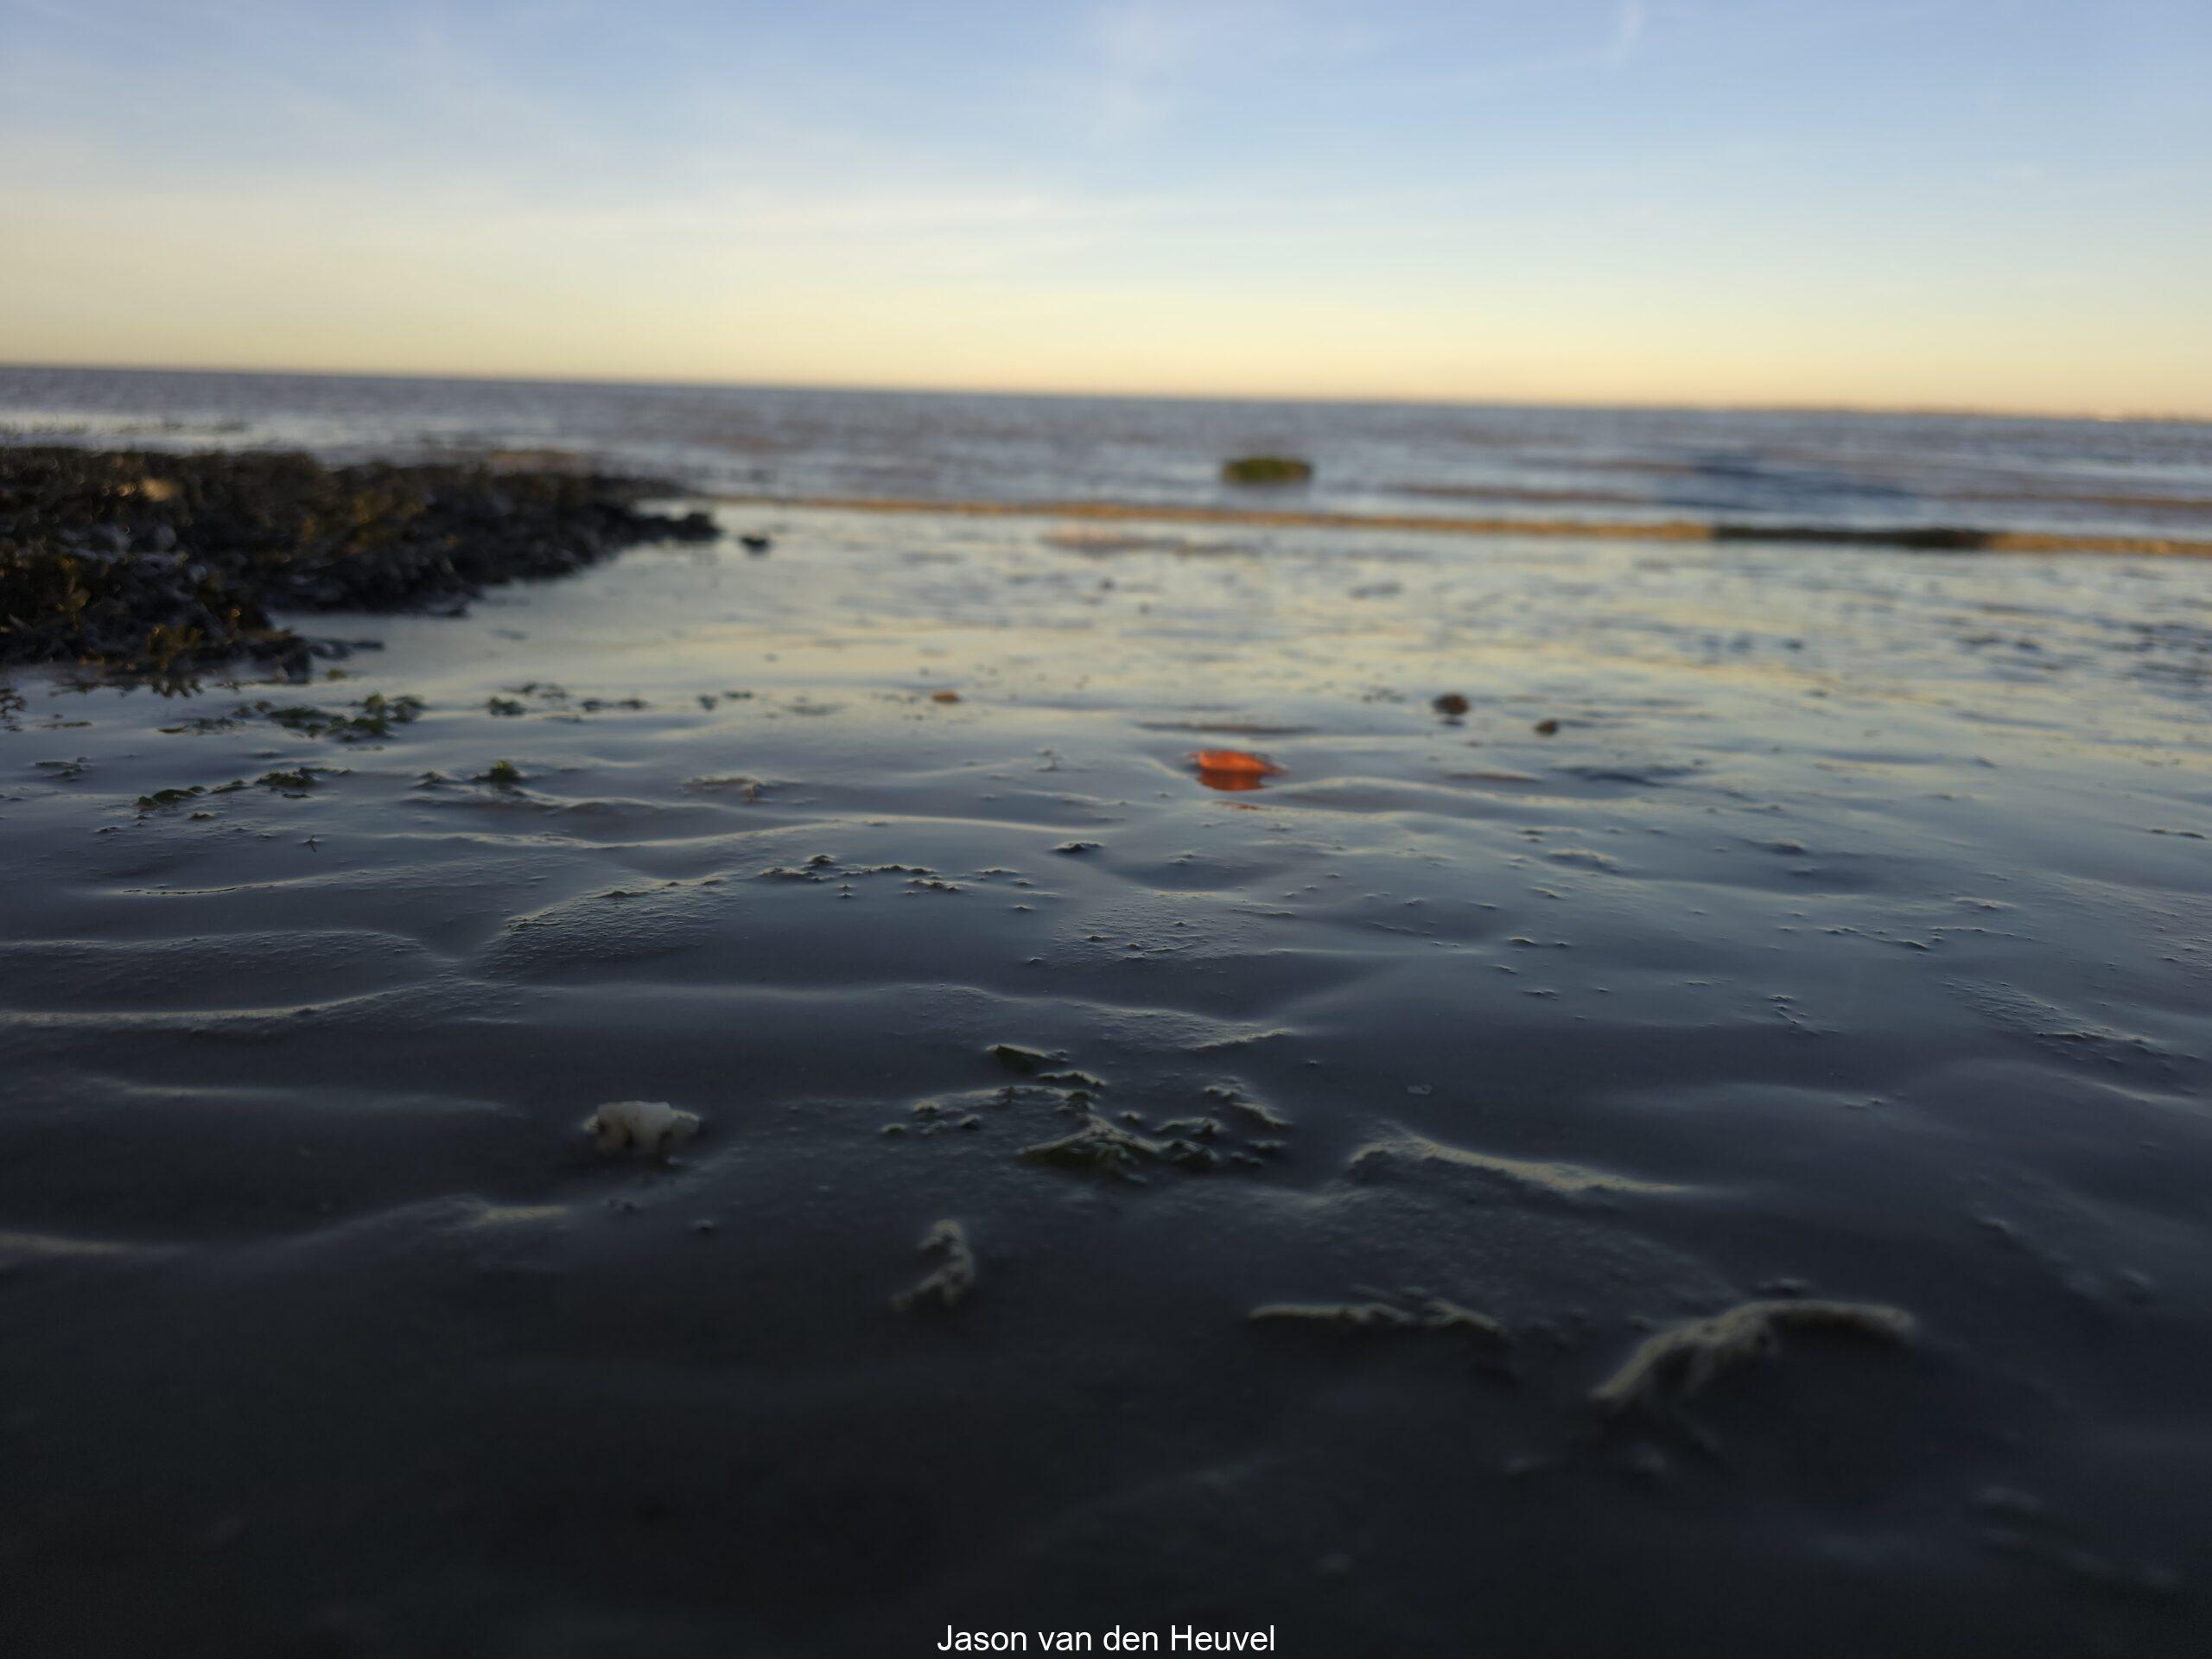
(940, 1626, 1277, 1651)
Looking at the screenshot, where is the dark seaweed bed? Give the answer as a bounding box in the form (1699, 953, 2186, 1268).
(3, 495, 2212, 1656)
(0, 445, 715, 677)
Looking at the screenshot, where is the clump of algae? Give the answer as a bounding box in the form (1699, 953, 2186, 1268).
(1019, 1116, 1165, 1183)
(1591, 1299, 1916, 1417)
(136, 785, 207, 811)
(251, 693, 424, 741)
(891, 1220, 976, 1313)
(1001, 1065, 1292, 1184)
(135, 766, 340, 811)
(1208, 1082, 1290, 1131)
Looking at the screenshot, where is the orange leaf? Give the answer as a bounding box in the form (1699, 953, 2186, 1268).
(1190, 749, 1283, 777)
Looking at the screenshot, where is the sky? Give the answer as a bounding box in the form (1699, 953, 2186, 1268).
(2, 0, 2209, 414)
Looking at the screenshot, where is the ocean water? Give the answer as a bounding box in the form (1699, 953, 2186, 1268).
(6, 368, 2212, 1655)
(4, 362, 2211, 542)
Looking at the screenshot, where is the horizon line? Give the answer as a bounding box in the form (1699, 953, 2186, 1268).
(0, 354, 2206, 429)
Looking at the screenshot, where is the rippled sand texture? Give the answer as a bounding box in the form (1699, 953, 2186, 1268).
(5, 512, 2212, 1656)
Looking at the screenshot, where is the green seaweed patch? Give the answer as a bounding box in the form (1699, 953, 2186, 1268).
(977, 1059, 1293, 1181)
(1018, 1109, 1236, 1181)
(1207, 1081, 1290, 1130)
(136, 785, 207, 811)
(759, 852, 842, 881)
(135, 764, 337, 810)
(257, 766, 333, 794)
(258, 693, 423, 741)
(1019, 1116, 1166, 1183)
(476, 760, 524, 788)
(159, 693, 424, 741)
(1221, 455, 1314, 486)
(486, 696, 527, 717)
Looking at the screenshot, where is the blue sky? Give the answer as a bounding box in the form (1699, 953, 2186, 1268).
(3, 0, 2208, 411)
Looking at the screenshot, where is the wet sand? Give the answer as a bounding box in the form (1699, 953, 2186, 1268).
(5, 504, 2212, 1656)
(708, 491, 2212, 559)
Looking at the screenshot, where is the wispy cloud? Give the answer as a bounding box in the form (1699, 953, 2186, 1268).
(1605, 0, 1649, 67)
(1080, 0, 1376, 142)
(1087, 1, 1249, 140)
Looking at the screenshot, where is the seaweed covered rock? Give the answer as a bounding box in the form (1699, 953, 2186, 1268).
(0, 446, 717, 677)
(1220, 454, 1313, 486)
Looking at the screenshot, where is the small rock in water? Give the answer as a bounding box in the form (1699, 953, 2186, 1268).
(1433, 693, 1471, 716)
(1534, 719, 1560, 736)
(741, 533, 772, 554)
(584, 1099, 702, 1157)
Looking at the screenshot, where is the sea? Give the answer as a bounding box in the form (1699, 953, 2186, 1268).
(3, 362, 2209, 543)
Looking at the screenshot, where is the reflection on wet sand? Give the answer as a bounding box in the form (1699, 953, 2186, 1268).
(711, 490, 2212, 559)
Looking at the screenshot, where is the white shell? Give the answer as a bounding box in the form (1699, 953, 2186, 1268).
(584, 1099, 701, 1156)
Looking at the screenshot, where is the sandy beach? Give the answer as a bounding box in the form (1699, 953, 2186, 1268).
(7, 410, 2212, 1650)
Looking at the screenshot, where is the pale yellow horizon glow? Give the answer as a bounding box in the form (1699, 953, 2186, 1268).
(10, 281, 2205, 421)
(5, 176, 2209, 422)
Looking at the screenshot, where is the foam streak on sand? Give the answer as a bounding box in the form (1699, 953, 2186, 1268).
(706, 493, 2212, 559)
